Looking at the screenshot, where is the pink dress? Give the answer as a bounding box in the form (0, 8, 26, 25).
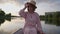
(19, 9, 43, 34)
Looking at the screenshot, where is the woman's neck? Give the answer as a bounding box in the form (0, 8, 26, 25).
(28, 11, 34, 14)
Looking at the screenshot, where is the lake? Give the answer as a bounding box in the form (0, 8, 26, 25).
(0, 18, 60, 34)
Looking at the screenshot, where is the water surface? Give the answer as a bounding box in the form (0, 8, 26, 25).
(0, 18, 60, 34)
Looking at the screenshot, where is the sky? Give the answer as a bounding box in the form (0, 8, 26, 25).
(0, 0, 60, 15)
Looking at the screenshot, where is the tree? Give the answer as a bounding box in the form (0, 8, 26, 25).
(0, 9, 5, 25)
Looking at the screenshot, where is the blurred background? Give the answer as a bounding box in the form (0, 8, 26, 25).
(0, 0, 60, 34)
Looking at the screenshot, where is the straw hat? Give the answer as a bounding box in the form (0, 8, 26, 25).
(26, 0, 37, 8)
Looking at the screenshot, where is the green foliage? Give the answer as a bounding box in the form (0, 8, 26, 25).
(0, 9, 11, 25)
(0, 9, 5, 25)
(39, 15, 45, 20)
(5, 13, 11, 21)
(45, 12, 60, 26)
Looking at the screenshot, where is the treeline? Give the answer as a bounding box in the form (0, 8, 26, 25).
(0, 9, 11, 25)
(39, 11, 60, 26)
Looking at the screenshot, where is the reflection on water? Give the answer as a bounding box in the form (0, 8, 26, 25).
(42, 21, 60, 34)
(0, 18, 60, 34)
(45, 20, 60, 26)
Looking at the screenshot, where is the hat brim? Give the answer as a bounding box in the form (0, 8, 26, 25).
(27, 2, 37, 8)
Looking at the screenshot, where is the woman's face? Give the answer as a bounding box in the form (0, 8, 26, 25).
(27, 4, 36, 13)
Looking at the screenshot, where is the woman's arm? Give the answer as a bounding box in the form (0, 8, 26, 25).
(36, 14, 42, 31)
(19, 7, 26, 18)
(19, 3, 29, 18)
(36, 13, 44, 34)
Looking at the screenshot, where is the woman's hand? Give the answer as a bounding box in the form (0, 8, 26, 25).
(23, 3, 29, 10)
(38, 30, 45, 34)
(25, 3, 29, 8)
(40, 32, 45, 34)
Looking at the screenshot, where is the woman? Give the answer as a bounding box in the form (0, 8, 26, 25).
(19, 0, 44, 34)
